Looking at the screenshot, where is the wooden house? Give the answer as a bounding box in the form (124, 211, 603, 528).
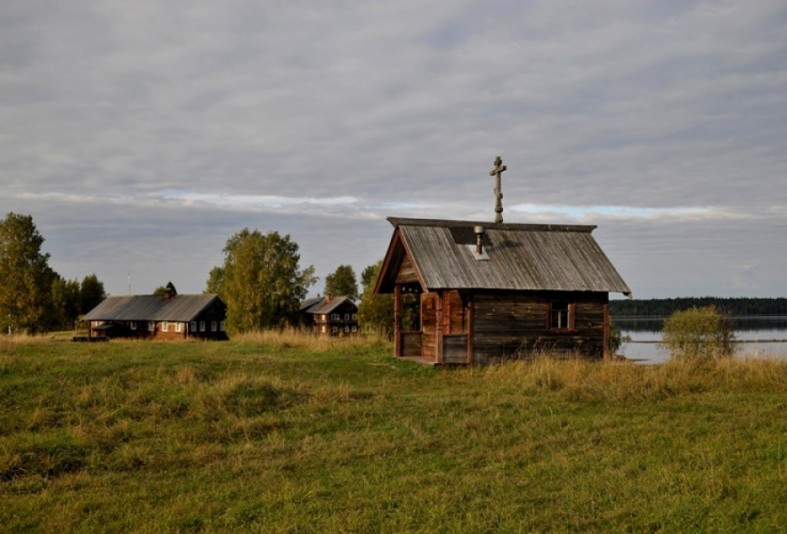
(82, 293, 228, 340)
(300, 295, 359, 336)
(374, 218, 631, 364)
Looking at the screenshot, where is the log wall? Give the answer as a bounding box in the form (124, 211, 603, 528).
(421, 293, 438, 361)
(472, 291, 608, 364)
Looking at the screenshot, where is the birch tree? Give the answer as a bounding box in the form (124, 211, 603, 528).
(0, 213, 57, 333)
(207, 229, 316, 332)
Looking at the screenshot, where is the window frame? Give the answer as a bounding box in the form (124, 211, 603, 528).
(547, 301, 576, 332)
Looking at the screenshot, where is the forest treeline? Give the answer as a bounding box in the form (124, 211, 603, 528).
(610, 297, 787, 317)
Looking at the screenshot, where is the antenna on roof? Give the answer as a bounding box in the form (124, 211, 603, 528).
(489, 156, 506, 224)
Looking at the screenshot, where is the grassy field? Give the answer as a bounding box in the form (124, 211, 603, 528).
(1, 334, 785, 533)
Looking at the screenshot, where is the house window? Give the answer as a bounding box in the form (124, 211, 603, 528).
(211, 321, 217, 332)
(332, 326, 338, 334)
(331, 313, 340, 321)
(190, 321, 197, 332)
(344, 313, 350, 321)
(344, 325, 350, 333)
(352, 314, 357, 321)
(148, 321, 155, 332)
(220, 321, 225, 331)
(175, 322, 183, 333)
(351, 325, 358, 333)
(321, 325, 326, 333)
(162, 321, 169, 332)
(129, 321, 137, 331)
(549, 302, 574, 331)
(199, 321, 206, 332)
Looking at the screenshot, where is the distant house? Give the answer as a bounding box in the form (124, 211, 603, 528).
(374, 218, 631, 364)
(300, 295, 359, 336)
(82, 292, 228, 340)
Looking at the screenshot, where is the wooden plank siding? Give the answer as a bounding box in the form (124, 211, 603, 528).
(472, 291, 608, 364)
(442, 334, 469, 364)
(421, 293, 439, 361)
(395, 255, 420, 284)
(401, 332, 423, 357)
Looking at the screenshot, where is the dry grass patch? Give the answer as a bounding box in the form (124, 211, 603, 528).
(482, 354, 787, 402)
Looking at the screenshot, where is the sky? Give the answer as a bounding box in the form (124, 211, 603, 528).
(2, 0, 786, 299)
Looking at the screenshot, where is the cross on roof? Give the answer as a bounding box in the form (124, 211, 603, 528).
(489, 156, 506, 223)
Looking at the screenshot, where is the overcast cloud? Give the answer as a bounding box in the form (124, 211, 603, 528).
(2, 0, 786, 298)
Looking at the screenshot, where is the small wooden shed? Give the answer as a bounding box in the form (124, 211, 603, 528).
(374, 218, 631, 364)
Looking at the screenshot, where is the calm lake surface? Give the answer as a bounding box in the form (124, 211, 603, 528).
(615, 316, 787, 364)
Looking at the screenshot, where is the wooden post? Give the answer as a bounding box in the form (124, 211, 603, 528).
(436, 292, 444, 363)
(603, 302, 610, 360)
(394, 284, 402, 357)
(466, 294, 474, 364)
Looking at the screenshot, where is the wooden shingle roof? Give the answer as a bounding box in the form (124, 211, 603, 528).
(375, 218, 631, 295)
(300, 296, 357, 315)
(83, 294, 224, 322)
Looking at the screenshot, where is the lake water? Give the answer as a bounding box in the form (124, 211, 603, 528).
(615, 316, 787, 364)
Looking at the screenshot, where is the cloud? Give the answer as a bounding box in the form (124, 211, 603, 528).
(2, 0, 786, 298)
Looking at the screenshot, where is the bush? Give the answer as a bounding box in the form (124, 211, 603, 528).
(661, 305, 737, 361)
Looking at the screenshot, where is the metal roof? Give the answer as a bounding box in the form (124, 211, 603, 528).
(377, 218, 631, 295)
(83, 294, 224, 322)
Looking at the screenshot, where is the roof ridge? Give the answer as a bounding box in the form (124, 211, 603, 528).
(387, 217, 596, 233)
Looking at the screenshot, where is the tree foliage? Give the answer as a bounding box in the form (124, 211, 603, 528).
(661, 306, 737, 361)
(358, 261, 393, 337)
(79, 274, 107, 315)
(324, 264, 359, 301)
(207, 229, 316, 333)
(153, 281, 178, 297)
(357, 260, 419, 337)
(611, 297, 787, 317)
(0, 214, 106, 333)
(51, 277, 81, 329)
(0, 213, 58, 333)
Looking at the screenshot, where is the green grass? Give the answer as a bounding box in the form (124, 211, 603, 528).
(1, 334, 785, 532)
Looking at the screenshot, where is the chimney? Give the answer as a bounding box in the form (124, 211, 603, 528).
(325, 293, 333, 303)
(163, 290, 172, 300)
(474, 225, 485, 255)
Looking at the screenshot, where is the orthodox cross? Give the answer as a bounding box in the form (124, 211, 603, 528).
(489, 156, 506, 223)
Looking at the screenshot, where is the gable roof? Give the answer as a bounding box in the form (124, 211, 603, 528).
(300, 296, 357, 315)
(83, 294, 224, 322)
(299, 297, 323, 312)
(375, 218, 631, 295)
